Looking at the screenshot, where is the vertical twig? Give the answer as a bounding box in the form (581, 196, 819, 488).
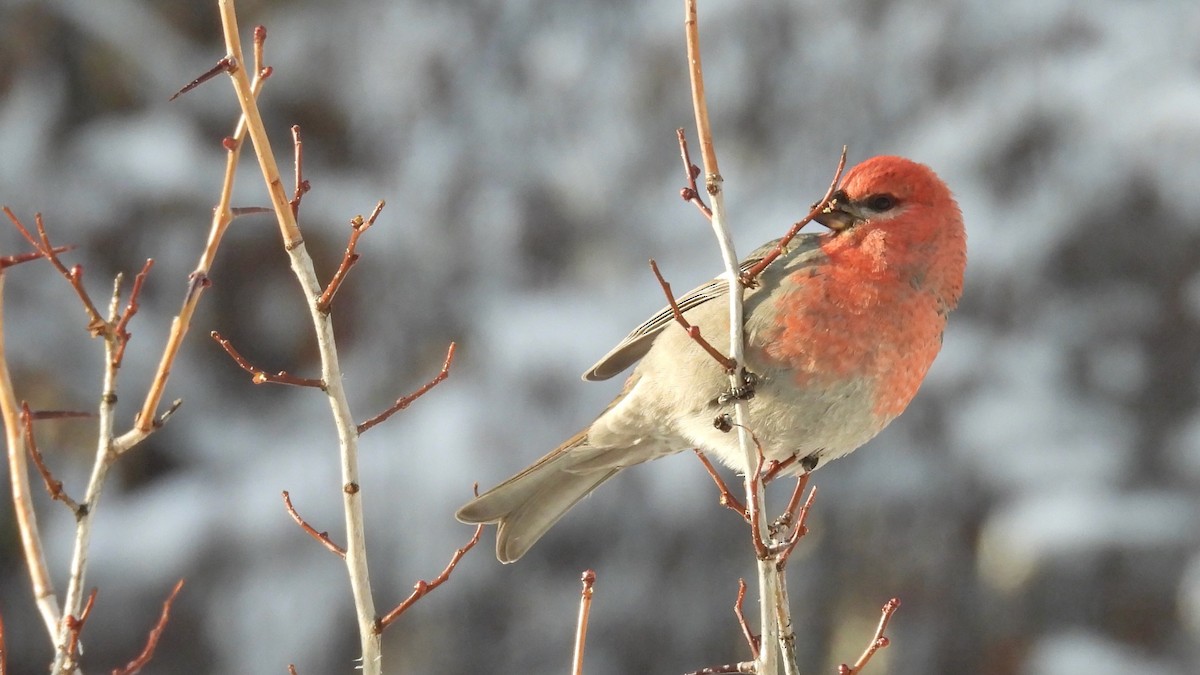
(572, 570, 597, 675)
(127, 37, 271, 443)
(683, 1, 783, 673)
(0, 274, 62, 639)
(216, 2, 380, 671)
(51, 276, 125, 674)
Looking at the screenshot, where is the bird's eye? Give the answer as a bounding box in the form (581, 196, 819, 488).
(866, 194, 897, 212)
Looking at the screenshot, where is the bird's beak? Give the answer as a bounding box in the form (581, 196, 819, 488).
(813, 191, 862, 232)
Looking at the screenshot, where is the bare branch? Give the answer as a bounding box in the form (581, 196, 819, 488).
(169, 56, 236, 101)
(112, 258, 154, 367)
(734, 578, 759, 660)
(111, 579, 185, 675)
(62, 587, 98, 668)
(649, 259, 734, 371)
(740, 147, 847, 286)
(676, 129, 711, 218)
(317, 201, 385, 314)
(20, 403, 82, 514)
(282, 491, 346, 558)
(210, 331, 325, 388)
(838, 598, 900, 675)
(3, 209, 107, 336)
(693, 450, 747, 520)
(572, 569, 597, 675)
(357, 341, 456, 435)
(0, 245, 72, 271)
(289, 126, 311, 217)
(376, 523, 483, 630)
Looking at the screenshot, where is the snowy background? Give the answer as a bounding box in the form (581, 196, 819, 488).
(2, 0, 1199, 673)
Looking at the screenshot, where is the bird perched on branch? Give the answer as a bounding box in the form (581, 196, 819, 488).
(458, 155, 967, 563)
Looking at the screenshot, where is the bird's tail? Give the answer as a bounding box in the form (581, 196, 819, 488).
(456, 429, 620, 563)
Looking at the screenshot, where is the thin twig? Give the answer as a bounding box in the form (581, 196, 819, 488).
(759, 455, 797, 484)
(317, 201, 385, 313)
(649, 259, 734, 371)
(210, 331, 325, 388)
(282, 491, 346, 558)
(112, 258, 154, 367)
(131, 35, 270, 438)
(169, 56, 236, 101)
(111, 579, 185, 675)
(219, 4, 378, 667)
(3, 209, 107, 336)
(683, 1, 779, 671)
(740, 147, 847, 286)
(52, 274, 125, 674)
(0, 275, 61, 637)
(776, 484, 817, 570)
(20, 403, 82, 514)
(734, 578, 759, 659)
(289, 125, 310, 217)
(62, 588, 98, 669)
(769, 473, 810, 540)
(838, 599, 900, 675)
(0, 246, 72, 270)
(693, 450, 747, 519)
(357, 342, 456, 435)
(676, 129, 711, 218)
(375, 523, 484, 630)
(572, 569, 597, 675)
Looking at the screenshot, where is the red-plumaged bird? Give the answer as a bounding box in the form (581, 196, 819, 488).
(458, 156, 967, 563)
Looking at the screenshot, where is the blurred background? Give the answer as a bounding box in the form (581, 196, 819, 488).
(1, 0, 1199, 673)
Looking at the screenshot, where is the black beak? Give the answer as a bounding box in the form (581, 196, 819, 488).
(812, 191, 862, 232)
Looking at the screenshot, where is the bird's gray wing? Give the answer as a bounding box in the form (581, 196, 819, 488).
(582, 237, 805, 381)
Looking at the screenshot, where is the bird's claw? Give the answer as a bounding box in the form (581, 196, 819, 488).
(717, 369, 759, 405)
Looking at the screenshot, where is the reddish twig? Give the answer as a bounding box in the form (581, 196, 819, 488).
(693, 450, 747, 520)
(0, 246, 71, 270)
(776, 481, 817, 570)
(759, 455, 797, 484)
(376, 522, 484, 630)
(572, 569, 597, 675)
(734, 578, 759, 660)
(20, 403, 82, 515)
(649, 259, 735, 371)
(287, 667, 298, 675)
(112, 258, 155, 367)
(169, 56, 236, 101)
(111, 579, 185, 675)
(210, 331, 324, 388)
(737, 425, 771, 560)
(740, 147, 848, 286)
(838, 598, 900, 675)
(63, 588, 98, 665)
(357, 341, 455, 435)
(282, 491, 346, 558)
(676, 129, 712, 219)
(3, 209, 106, 335)
(253, 26, 271, 79)
(289, 126, 310, 217)
(317, 201, 385, 313)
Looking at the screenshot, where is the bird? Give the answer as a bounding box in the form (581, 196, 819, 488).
(457, 155, 967, 563)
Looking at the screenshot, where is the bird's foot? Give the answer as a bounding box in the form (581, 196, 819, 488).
(717, 369, 759, 405)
